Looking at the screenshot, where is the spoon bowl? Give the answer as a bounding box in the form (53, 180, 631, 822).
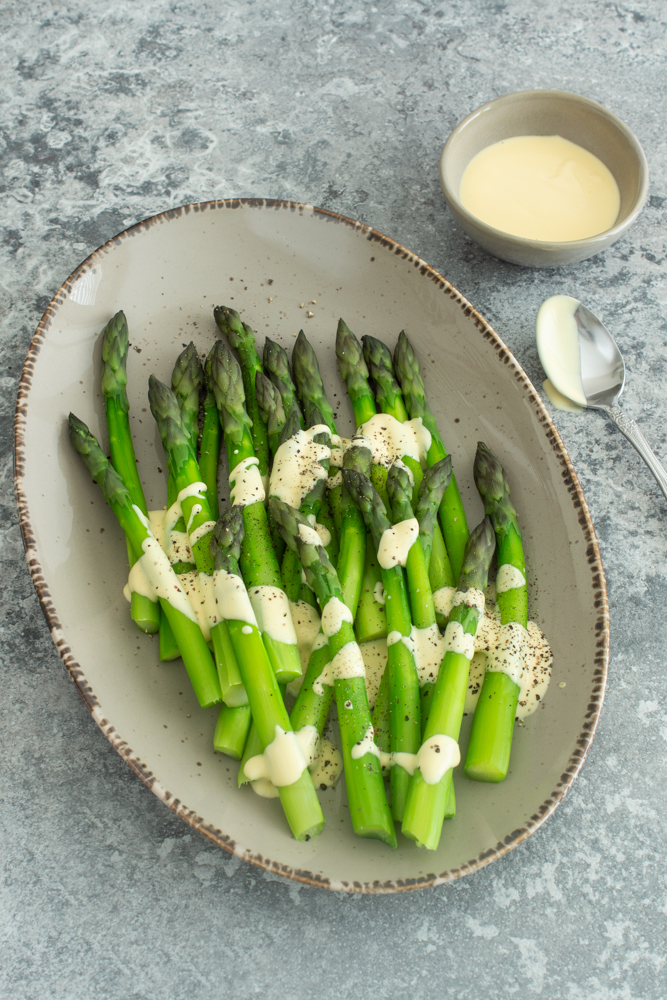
(537, 295, 667, 501)
(576, 303, 626, 408)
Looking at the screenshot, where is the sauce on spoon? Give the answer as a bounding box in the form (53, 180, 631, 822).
(536, 295, 587, 409)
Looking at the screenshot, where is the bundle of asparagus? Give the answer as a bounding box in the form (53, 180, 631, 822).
(68, 305, 550, 851)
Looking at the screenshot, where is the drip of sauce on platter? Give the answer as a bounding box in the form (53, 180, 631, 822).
(459, 135, 620, 242)
(542, 379, 584, 413)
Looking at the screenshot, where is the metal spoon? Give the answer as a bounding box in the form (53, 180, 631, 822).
(536, 294, 667, 501)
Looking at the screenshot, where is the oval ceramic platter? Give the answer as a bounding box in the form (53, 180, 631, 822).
(15, 199, 609, 893)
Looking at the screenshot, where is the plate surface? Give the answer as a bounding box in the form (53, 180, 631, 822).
(14, 199, 609, 892)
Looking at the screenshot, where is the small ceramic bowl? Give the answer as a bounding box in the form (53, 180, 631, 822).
(439, 89, 648, 267)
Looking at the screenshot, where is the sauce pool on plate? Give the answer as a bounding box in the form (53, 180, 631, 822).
(459, 135, 621, 242)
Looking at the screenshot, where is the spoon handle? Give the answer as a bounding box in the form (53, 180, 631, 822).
(605, 405, 667, 502)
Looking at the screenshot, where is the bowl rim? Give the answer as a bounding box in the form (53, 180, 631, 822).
(439, 88, 649, 252)
(13, 197, 610, 893)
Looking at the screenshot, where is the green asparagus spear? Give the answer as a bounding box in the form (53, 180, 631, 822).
(465, 443, 527, 782)
(152, 367, 215, 660)
(361, 333, 423, 512)
(158, 619, 181, 662)
(238, 719, 263, 786)
(386, 462, 433, 737)
(394, 330, 469, 579)
(343, 467, 420, 822)
(208, 339, 253, 454)
(386, 459, 443, 687)
(209, 339, 301, 684)
(100, 311, 160, 635)
(214, 306, 269, 479)
(263, 338, 304, 427)
(287, 637, 333, 740)
(288, 438, 369, 746)
(337, 325, 392, 506)
(279, 342, 333, 604)
(402, 517, 496, 850)
(170, 343, 205, 537)
(292, 330, 337, 434)
(475, 443, 527, 626)
(316, 493, 339, 566)
(277, 408, 300, 448)
(271, 497, 396, 847)
(148, 375, 216, 573)
(255, 370, 287, 457)
(414, 458, 453, 572)
(335, 445, 368, 616)
(354, 536, 387, 643)
(362, 333, 455, 594)
(150, 371, 248, 740)
(335, 319, 377, 427)
(214, 705, 252, 759)
(100, 312, 148, 512)
(254, 370, 287, 563)
(343, 439, 386, 642)
(68, 413, 221, 708)
(288, 332, 339, 597)
(207, 510, 250, 708)
(281, 475, 327, 602)
(171, 342, 204, 453)
(154, 344, 205, 659)
(336, 323, 402, 644)
(362, 334, 409, 422)
(414, 457, 454, 626)
(210, 506, 325, 841)
(199, 350, 221, 523)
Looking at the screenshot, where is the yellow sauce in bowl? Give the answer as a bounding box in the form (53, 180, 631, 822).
(459, 135, 621, 242)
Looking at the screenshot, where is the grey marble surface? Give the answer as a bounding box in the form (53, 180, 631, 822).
(2, 2, 667, 997)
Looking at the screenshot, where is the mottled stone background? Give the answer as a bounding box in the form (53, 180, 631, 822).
(2, 2, 667, 998)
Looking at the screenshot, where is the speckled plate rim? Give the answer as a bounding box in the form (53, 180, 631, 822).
(13, 198, 609, 894)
